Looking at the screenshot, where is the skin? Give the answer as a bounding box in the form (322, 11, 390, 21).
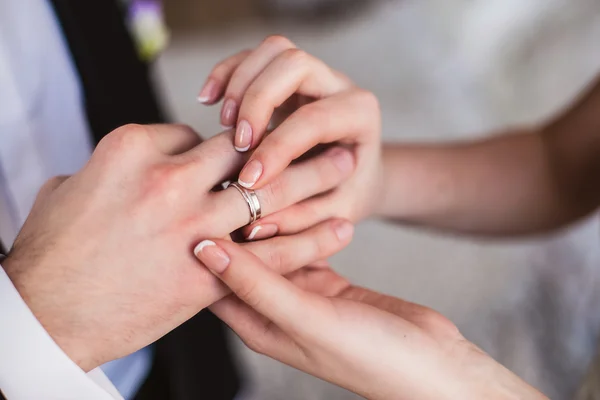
(200, 36, 599, 238)
(198, 35, 383, 239)
(196, 35, 600, 398)
(2, 123, 356, 372)
(195, 239, 546, 400)
(373, 74, 600, 235)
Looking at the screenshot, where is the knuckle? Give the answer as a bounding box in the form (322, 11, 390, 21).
(265, 241, 288, 271)
(210, 49, 252, 80)
(171, 123, 197, 137)
(354, 88, 380, 112)
(211, 63, 233, 80)
(279, 48, 309, 68)
(260, 177, 284, 211)
(226, 72, 257, 103)
(295, 102, 328, 125)
(236, 281, 263, 310)
(352, 89, 382, 134)
(241, 86, 263, 105)
(141, 163, 186, 205)
(262, 35, 295, 50)
(242, 335, 268, 355)
(98, 124, 151, 157)
(292, 203, 320, 229)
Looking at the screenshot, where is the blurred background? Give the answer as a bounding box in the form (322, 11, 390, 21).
(152, 1, 600, 398)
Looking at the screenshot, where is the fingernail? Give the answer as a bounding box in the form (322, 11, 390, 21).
(197, 79, 217, 103)
(221, 99, 238, 127)
(327, 147, 355, 175)
(235, 120, 253, 152)
(194, 240, 230, 274)
(246, 224, 278, 241)
(238, 159, 263, 188)
(333, 221, 354, 241)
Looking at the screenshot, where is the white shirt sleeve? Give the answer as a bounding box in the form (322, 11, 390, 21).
(0, 260, 123, 399)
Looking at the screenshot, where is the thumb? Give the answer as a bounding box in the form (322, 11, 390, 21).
(193, 238, 323, 334)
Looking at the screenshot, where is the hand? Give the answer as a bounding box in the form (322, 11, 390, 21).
(195, 239, 547, 400)
(198, 36, 383, 240)
(1, 123, 355, 371)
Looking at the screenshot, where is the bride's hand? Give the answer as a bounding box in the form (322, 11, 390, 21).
(198, 36, 383, 240)
(195, 237, 547, 400)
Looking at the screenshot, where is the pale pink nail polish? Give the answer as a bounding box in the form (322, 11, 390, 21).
(235, 120, 253, 152)
(238, 159, 263, 188)
(197, 79, 217, 103)
(221, 99, 238, 127)
(194, 240, 230, 274)
(246, 224, 278, 241)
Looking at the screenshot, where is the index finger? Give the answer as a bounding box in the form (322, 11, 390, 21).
(237, 89, 380, 189)
(193, 236, 338, 335)
(233, 48, 350, 152)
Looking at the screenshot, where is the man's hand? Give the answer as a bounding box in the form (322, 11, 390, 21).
(1, 123, 355, 372)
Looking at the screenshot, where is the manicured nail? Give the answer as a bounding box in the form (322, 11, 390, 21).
(333, 221, 354, 241)
(194, 240, 230, 274)
(238, 159, 263, 188)
(221, 99, 237, 127)
(197, 79, 217, 103)
(235, 120, 253, 152)
(327, 147, 354, 175)
(246, 224, 278, 241)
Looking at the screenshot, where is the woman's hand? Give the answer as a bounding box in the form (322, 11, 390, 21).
(3, 123, 355, 371)
(198, 36, 383, 240)
(195, 238, 547, 400)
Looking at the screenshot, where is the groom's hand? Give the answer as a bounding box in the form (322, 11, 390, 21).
(2, 123, 355, 371)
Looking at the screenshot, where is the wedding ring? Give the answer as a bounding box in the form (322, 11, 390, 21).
(227, 182, 262, 224)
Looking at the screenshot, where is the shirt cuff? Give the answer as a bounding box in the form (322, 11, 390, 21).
(0, 260, 123, 399)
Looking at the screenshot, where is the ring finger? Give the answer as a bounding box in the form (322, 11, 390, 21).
(209, 146, 354, 235)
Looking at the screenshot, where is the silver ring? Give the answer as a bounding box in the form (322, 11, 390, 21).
(227, 182, 262, 224)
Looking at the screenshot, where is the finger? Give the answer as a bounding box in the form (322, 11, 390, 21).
(309, 260, 331, 268)
(145, 124, 203, 155)
(210, 146, 354, 233)
(241, 219, 354, 276)
(222, 36, 297, 129)
(175, 129, 247, 193)
(209, 295, 292, 355)
(234, 48, 351, 152)
(197, 49, 252, 105)
(285, 267, 351, 296)
(194, 238, 329, 335)
(195, 220, 351, 307)
(242, 195, 337, 240)
(238, 89, 380, 189)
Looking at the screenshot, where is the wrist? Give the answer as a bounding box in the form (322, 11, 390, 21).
(371, 144, 398, 219)
(2, 254, 99, 372)
(452, 342, 546, 400)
